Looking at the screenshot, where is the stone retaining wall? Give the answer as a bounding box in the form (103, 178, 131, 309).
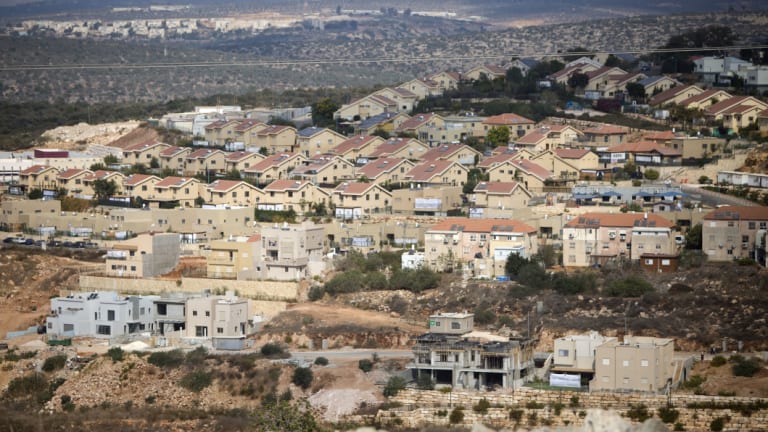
(78, 275, 298, 301)
(379, 388, 768, 431)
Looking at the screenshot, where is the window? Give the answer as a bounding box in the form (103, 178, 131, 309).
(97, 325, 111, 335)
(569, 242, 576, 249)
(439, 353, 448, 362)
(205, 311, 210, 317)
(748, 222, 756, 229)
(602, 358, 610, 365)
(192, 310, 197, 316)
(568, 255, 576, 263)
(623, 377, 630, 384)
(157, 304, 167, 316)
(140, 307, 145, 316)
(742, 235, 749, 243)
(641, 359, 649, 367)
(107, 310, 115, 321)
(451, 322, 461, 330)
(645, 259, 653, 265)
(623, 360, 630, 367)
(217, 327, 224, 334)
(558, 349, 569, 357)
(195, 326, 208, 337)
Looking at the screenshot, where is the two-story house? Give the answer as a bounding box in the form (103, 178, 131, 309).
(289, 155, 356, 186)
(487, 159, 553, 192)
(253, 125, 298, 154)
(149, 176, 202, 208)
(158, 146, 192, 174)
(206, 235, 261, 280)
(419, 143, 481, 166)
(364, 137, 430, 161)
(649, 84, 705, 107)
(590, 336, 675, 393)
(18, 165, 60, 194)
(184, 148, 227, 177)
(355, 157, 415, 186)
(46, 291, 159, 338)
(257, 221, 325, 280)
(186, 291, 252, 349)
(329, 135, 385, 164)
(203, 180, 263, 207)
(123, 174, 162, 203)
(405, 160, 468, 188)
(57, 168, 92, 196)
(331, 182, 392, 220)
(224, 150, 264, 174)
(471, 181, 532, 213)
(121, 140, 170, 166)
(483, 113, 536, 139)
(259, 179, 330, 214)
(295, 127, 347, 157)
(242, 153, 305, 186)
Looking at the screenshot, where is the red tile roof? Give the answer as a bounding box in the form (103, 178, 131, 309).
(57, 168, 90, 179)
(420, 144, 476, 161)
(554, 148, 592, 159)
(84, 170, 122, 181)
(609, 141, 681, 156)
(395, 113, 435, 131)
(429, 217, 536, 234)
(155, 176, 196, 188)
(333, 135, 382, 155)
(357, 157, 411, 179)
(124, 174, 159, 186)
(368, 138, 422, 158)
(703, 205, 768, 221)
(565, 212, 674, 228)
(159, 146, 190, 157)
(123, 140, 164, 152)
(19, 165, 56, 175)
(225, 151, 258, 162)
(333, 182, 387, 196)
(207, 180, 252, 192)
(477, 150, 519, 169)
(483, 113, 535, 126)
(233, 119, 263, 132)
(643, 130, 678, 141)
(187, 148, 222, 159)
(474, 181, 524, 194)
(507, 159, 553, 180)
(262, 179, 310, 192)
(245, 153, 300, 173)
(704, 96, 749, 115)
(256, 125, 293, 135)
(679, 89, 730, 106)
(515, 130, 547, 145)
(406, 160, 463, 182)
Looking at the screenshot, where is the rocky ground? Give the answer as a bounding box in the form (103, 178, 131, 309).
(39, 121, 142, 151)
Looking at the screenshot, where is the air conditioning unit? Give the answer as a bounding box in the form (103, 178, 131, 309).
(609, 233, 616, 239)
(742, 242, 749, 249)
(479, 242, 484, 247)
(568, 234, 574, 239)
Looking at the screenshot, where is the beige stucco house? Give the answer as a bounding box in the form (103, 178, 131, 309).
(702, 206, 768, 265)
(259, 179, 330, 214)
(296, 127, 347, 157)
(331, 182, 392, 219)
(204, 180, 263, 207)
(254, 125, 297, 154)
(355, 157, 415, 186)
(471, 181, 532, 211)
(242, 152, 305, 186)
(121, 140, 170, 166)
(158, 146, 192, 174)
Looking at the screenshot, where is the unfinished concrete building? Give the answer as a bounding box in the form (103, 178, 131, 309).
(410, 313, 536, 390)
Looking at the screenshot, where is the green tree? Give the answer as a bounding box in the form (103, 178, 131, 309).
(27, 188, 44, 199)
(149, 156, 160, 169)
(371, 128, 390, 139)
(685, 224, 702, 250)
(312, 98, 339, 128)
(292, 367, 313, 389)
(505, 253, 529, 276)
(103, 154, 119, 165)
(92, 178, 118, 200)
(644, 169, 660, 180)
(383, 376, 406, 397)
(625, 82, 646, 101)
(567, 72, 590, 89)
(486, 125, 510, 147)
(222, 169, 242, 180)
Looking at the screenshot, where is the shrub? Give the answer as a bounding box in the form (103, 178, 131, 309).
(185, 346, 208, 365)
(710, 355, 726, 367)
(358, 359, 373, 373)
(605, 275, 654, 297)
(5, 373, 49, 399)
(473, 302, 496, 325)
(570, 395, 580, 407)
(179, 370, 212, 392)
(644, 169, 660, 180)
(551, 401, 564, 415)
(509, 408, 524, 422)
(674, 422, 686, 431)
(106, 347, 124, 362)
(60, 394, 75, 411)
(658, 406, 680, 423)
(314, 356, 329, 366)
(709, 417, 726, 432)
(148, 350, 184, 368)
(732, 357, 761, 377)
(626, 404, 651, 422)
(145, 395, 156, 404)
(292, 367, 313, 389)
(41, 354, 67, 372)
(387, 294, 408, 315)
(383, 376, 407, 397)
(683, 374, 706, 389)
(473, 398, 491, 414)
(449, 407, 464, 424)
(307, 285, 325, 301)
(260, 343, 286, 358)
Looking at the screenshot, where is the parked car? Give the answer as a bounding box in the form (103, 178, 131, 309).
(49, 240, 62, 247)
(12, 237, 26, 244)
(74, 241, 86, 248)
(34, 240, 46, 247)
(62, 241, 75, 248)
(2, 237, 14, 244)
(23, 238, 34, 245)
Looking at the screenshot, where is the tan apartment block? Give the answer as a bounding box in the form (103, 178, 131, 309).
(257, 221, 325, 281)
(562, 212, 676, 268)
(206, 235, 261, 279)
(591, 336, 675, 393)
(702, 206, 768, 265)
(185, 292, 251, 339)
(0, 198, 61, 230)
(105, 232, 180, 278)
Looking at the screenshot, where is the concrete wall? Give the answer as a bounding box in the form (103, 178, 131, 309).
(380, 388, 768, 430)
(79, 275, 298, 301)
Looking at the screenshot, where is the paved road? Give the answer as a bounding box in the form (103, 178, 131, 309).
(681, 184, 757, 207)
